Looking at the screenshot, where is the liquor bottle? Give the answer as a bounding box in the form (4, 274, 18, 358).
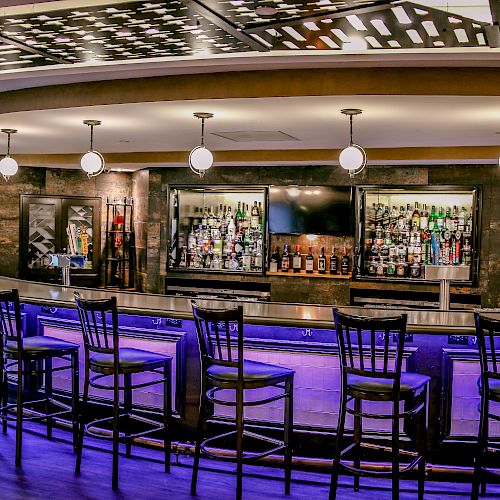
(208, 206, 215, 228)
(251, 201, 260, 229)
(462, 238, 472, 265)
(202, 207, 208, 229)
(242, 245, 251, 271)
(405, 203, 413, 224)
(341, 240, 350, 275)
(451, 205, 459, 232)
(292, 244, 302, 273)
(386, 256, 396, 277)
(227, 215, 236, 238)
(436, 207, 444, 230)
(429, 206, 437, 230)
(269, 246, 280, 272)
(329, 247, 338, 274)
(458, 206, 467, 230)
(376, 256, 386, 277)
(235, 202, 243, 232)
(413, 232, 422, 264)
(254, 239, 263, 271)
(382, 205, 391, 229)
(240, 203, 247, 230)
(318, 247, 326, 274)
(395, 257, 407, 278)
(397, 206, 406, 230)
(305, 246, 314, 273)
(225, 206, 233, 225)
(412, 202, 420, 229)
(419, 204, 429, 231)
(244, 204, 250, 230)
(281, 245, 290, 272)
(444, 207, 452, 230)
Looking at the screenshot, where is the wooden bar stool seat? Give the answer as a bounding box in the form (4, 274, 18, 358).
(329, 307, 429, 500)
(190, 301, 294, 500)
(0, 288, 79, 467)
(74, 293, 172, 490)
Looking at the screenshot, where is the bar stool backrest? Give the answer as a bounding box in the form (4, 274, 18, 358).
(0, 289, 23, 353)
(333, 308, 408, 390)
(474, 312, 500, 386)
(75, 292, 119, 356)
(191, 301, 244, 373)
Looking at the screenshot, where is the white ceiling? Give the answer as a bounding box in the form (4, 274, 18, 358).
(1, 94, 499, 168)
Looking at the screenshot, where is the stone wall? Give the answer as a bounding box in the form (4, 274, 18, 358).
(0, 167, 132, 283)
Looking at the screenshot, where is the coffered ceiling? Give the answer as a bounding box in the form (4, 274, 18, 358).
(0, 0, 497, 70)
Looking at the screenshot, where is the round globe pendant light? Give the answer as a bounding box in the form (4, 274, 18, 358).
(81, 119, 105, 177)
(0, 129, 19, 181)
(189, 112, 214, 176)
(339, 109, 367, 177)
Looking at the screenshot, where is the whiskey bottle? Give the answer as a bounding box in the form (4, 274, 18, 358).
(329, 247, 338, 274)
(340, 240, 350, 275)
(412, 202, 420, 229)
(318, 247, 326, 274)
(292, 244, 302, 273)
(281, 245, 290, 272)
(305, 246, 314, 273)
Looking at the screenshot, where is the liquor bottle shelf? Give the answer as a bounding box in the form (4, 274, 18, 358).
(266, 270, 352, 279)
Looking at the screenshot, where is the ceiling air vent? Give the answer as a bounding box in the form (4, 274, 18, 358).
(210, 130, 300, 142)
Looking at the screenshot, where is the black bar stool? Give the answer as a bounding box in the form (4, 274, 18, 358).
(472, 312, 500, 499)
(190, 301, 294, 500)
(0, 288, 79, 466)
(74, 293, 172, 490)
(330, 308, 430, 500)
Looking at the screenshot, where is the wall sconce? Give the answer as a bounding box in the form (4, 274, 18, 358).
(81, 119, 105, 177)
(339, 108, 367, 177)
(0, 128, 18, 181)
(189, 112, 214, 176)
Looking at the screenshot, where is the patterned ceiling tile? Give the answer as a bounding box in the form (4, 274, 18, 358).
(0, 0, 494, 71)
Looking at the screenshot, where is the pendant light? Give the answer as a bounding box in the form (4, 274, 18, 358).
(0, 129, 19, 181)
(81, 119, 105, 177)
(189, 112, 214, 176)
(339, 109, 367, 177)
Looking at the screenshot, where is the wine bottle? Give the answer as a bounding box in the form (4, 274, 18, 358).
(269, 246, 280, 272)
(341, 240, 350, 275)
(318, 246, 326, 274)
(329, 247, 338, 274)
(281, 245, 290, 272)
(292, 244, 302, 273)
(305, 245, 314, 273)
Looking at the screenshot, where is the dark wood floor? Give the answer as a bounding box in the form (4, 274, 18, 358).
(0, 424, 498, 500)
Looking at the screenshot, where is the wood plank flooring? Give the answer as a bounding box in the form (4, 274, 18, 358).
(0, 424, 498, 500)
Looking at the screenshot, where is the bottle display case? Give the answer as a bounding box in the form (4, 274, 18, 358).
(104, 197, 134, 288)
(355, 186, 480, 282)
(167, 186, 266, 274)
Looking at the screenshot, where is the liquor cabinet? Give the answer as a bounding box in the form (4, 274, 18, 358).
(167, 186, 267, 274)
(354, 186, 480, 283)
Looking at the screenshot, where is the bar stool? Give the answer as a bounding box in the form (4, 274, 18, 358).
(330, 308, 430, 500)
(190, 301, 294, 500)
(0, 288, 79, 466)
(74, 293, 172, 490)
(471, 312, 500, 499)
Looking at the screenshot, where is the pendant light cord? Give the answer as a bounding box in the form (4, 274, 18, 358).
(200, 118, 205, 147)
(349, 114, 354, 146)
(89, 124, 94, 151)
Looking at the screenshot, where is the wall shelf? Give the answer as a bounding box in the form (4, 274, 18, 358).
(266, 270, 352, 279)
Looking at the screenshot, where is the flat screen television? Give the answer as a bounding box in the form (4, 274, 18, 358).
(268, 185, 354, 235)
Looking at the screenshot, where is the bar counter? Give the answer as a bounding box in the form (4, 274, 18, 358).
(1, 275, 494, 332)
(2, 275, 499, 464)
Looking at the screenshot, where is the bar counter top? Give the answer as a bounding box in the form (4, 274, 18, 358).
(1, 276, 498, 334)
